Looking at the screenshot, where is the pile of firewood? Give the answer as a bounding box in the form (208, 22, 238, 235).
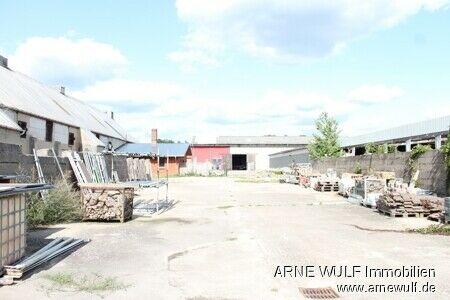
(377, 192, 444, 218)
(80, 184, 134, 222)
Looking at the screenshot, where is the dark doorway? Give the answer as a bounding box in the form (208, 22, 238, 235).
(232, 154, 247, 170)
(355, 147, 365, 155)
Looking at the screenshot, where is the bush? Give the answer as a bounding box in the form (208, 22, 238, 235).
(441, 134, 450, 169)
(354, 163, 362, 174)
(27, 180, 83, 228)
(410, 144, 432, 161)
(387, 144, 396, 153)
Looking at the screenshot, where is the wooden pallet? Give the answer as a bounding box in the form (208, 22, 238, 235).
(316, 186, 338, 192)
(428, 214, 443, 222)
(318, 181, 338, 185)
(378, 210, 424, 218)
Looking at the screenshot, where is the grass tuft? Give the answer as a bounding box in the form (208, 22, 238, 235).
(408, 225, 450, 236)
(43, 272, 128, 296)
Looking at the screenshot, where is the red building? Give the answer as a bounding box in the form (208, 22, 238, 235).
(189, 144, 230, 172)
(116, 129, 191, 177)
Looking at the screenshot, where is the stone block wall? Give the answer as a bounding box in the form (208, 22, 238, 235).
(0, 143, 130, 184)
(0, 142, 72, 183)
(311, 150, 447, 196)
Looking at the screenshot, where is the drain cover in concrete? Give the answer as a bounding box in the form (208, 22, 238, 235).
(299, 287, 339, 299)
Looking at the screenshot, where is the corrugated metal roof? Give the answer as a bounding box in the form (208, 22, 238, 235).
(217, 136, 310, 145)
(0, 66, 132, 141)
(341, 115, 450, 147)
(269, 147, 309, 157)
(0, 109, 21, 131)
(116, 143, 190, 157)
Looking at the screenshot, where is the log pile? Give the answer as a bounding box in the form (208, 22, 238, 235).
(79, 184, 134, 222)
(377, 191, 444, 218)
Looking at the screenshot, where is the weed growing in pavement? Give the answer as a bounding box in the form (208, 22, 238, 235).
(407, 225, 450, 236)
(26, 179, 83, 228)
(43, 272, 129, 297)
(26, 180, 83, 228)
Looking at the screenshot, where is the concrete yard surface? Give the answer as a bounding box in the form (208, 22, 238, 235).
(0, 177, 449, 299)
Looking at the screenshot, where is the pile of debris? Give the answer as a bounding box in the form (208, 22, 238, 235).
(79, 183, 134, 222)
(377, 191, 444, 218)
(338, 173, 363, 197)
(424, 196, 447, 222)
(280, 163, 312, 185)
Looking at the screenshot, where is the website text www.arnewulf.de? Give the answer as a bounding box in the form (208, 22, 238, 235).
(274, 265, 437, 294)
(336, 281, 435, 294)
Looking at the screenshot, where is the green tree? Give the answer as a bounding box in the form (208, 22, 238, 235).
(308, 112, 342, 159)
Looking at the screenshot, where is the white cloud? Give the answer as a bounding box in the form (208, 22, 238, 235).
(72, 79, 184, 105)
(168, 29, 224, 72)
(172, 0, 449, 68)
(74, 78, 391, 142)
(340, 98, 450, 136)
(9, 36, 128, 88)
(348, 85, 404, 104)
(71, 76, 447, 143)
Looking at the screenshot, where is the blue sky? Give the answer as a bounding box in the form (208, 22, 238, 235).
(1, 1, 449, 142)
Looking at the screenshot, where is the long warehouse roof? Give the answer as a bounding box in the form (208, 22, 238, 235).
(217, 135, 311, 145)
(0, 64, 132, 141)
(341, 115, 450, 147)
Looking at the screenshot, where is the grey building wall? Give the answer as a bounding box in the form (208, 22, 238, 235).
(269, 152, 311, 168)
(0, 142, 72, 183)
(311, 150, 447, 196)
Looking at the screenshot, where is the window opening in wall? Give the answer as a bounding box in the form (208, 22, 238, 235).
(45, 120, 53, 142)
(18, 121, 27, 138)
(159, 157, 167, 167)
(68, 132, 75, 146)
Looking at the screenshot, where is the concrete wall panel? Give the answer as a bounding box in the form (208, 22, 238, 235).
(53, 123, 69, 144)
(311, 150, 447, 196)
(28, 116, 46, 140)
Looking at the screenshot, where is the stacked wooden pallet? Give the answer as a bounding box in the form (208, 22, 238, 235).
(377, 192, 444, 218)
(314, 180, 339, 192)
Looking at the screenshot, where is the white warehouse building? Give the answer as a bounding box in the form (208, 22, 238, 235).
(217, 136, 310, 171)
(0, 55, 133, 154)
